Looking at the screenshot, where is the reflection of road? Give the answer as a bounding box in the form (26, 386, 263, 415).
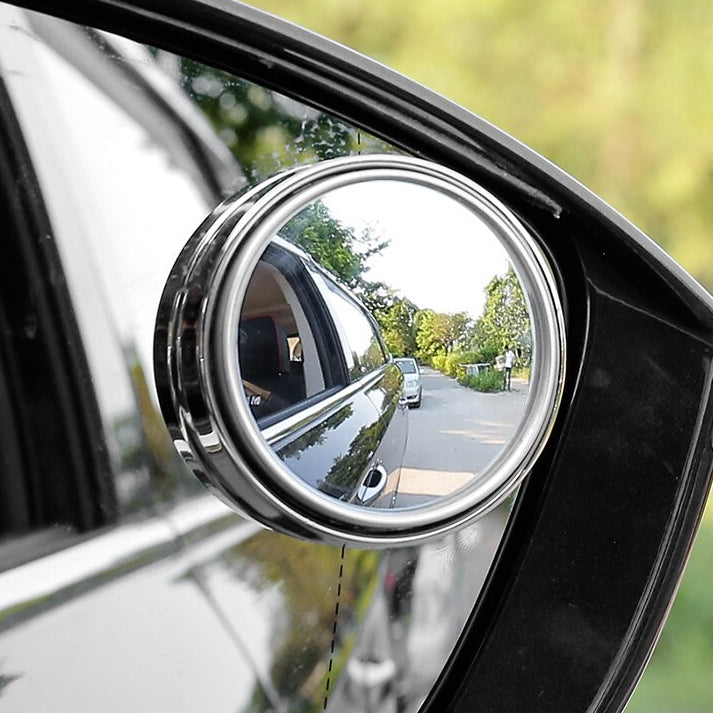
(395, 367, 529, 506)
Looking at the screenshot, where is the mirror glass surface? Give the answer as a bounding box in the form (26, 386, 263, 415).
(238, 179, 535, 510)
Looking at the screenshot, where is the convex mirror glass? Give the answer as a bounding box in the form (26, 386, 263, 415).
(155, 155, 565, 546)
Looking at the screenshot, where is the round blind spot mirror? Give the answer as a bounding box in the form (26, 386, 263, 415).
(155, 156, 565, 547)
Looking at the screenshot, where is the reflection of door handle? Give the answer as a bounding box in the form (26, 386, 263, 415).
(356, 463, 388, 504)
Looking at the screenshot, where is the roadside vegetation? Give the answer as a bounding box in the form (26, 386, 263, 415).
(458, 370, 504, 393)
(274, 200, 533, 393)
(390, 267, 531, 392)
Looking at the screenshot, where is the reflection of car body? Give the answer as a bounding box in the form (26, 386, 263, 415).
(240, 239, 408, 506)
(395, 357, 423, 408)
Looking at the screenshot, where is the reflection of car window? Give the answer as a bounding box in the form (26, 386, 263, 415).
(396, 359, 417, 374)
(1, 17, 229, 517)
(318, 279, 387, 381)
(240, 248, 331, 421)
(239, 315, 298, 419)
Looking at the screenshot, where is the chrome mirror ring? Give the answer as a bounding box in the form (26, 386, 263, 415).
(156, 154, 566, 546)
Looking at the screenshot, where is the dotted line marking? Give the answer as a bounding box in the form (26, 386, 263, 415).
(323, 127, 358, 711)
(323, 543, 346, 711)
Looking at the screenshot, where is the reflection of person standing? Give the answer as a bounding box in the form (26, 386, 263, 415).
(503, 346, 515, 391)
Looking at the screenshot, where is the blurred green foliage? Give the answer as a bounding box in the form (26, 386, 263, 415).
(626, 512, 713, 713)
(179, 58, 358, 182)
(249, 0, 713, 290)
(244, 2, 713, 710)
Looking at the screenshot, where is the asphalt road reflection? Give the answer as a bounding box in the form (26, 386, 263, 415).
(395, 366, 530, 506)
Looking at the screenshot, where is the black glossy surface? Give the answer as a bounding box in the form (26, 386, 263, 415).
(0, 76, 114, 542)
(272, 363, 405, 507)
(275, 387, 388, 498)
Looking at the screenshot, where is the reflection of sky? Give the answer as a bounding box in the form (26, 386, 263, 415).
(324, 181, 510, 316)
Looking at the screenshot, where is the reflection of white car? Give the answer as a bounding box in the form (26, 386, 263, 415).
(395, 357, 422, 408)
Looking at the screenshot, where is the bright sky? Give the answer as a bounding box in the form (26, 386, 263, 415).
(322, 180, 510, 318)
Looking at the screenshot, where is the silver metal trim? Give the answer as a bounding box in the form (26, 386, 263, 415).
(356, 463, 389, 505)
(156, 155, 566, 546)
(261, 367, 386, 446)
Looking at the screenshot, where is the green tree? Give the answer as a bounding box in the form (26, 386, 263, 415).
(324, 419, 384, 494)
(279, 200, 388, 289)
(375, 297, 419, 357)
(445, 312, 471, 352)
(478, 266, 532, 364)
(414, 309, 470, 362)
(354, 278, 397, 318)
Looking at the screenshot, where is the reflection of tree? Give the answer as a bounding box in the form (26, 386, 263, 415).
(173, 59, 395, 185)
(276, 405, 353, 461)
(323, 419, 384, 494)
(279, 200, 388, 291)
(378, 367, 403, 422)
(126, 347, 204, 503)
(277, 401, 384, 501)
(179, 60, 348, 183)
(361, 333, 390, 373)
(414, 309, 471, 361)
(225, 532, 380, 711)
(420, 267, 533, 380)
(477, 266, 532, 364)
(375, 297, 420, 357)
